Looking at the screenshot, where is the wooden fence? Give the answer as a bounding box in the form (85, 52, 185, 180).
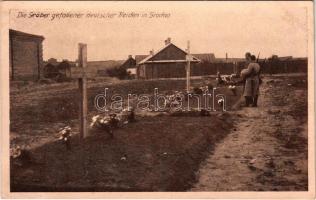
(190, 59, 307, 76)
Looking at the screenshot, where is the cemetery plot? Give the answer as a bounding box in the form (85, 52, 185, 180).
(10, 77, 241, 191)
(9, 74, 308, 191)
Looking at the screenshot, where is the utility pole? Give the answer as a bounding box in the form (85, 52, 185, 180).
(186, 41, 191, 92)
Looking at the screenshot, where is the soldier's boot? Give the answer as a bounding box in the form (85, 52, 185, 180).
(252, 96, 258, 107)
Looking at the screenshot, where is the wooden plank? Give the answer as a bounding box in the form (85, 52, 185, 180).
(71, 67, 95, 78)
(71, 67, 86, 78)
(186, 54, 193, 61)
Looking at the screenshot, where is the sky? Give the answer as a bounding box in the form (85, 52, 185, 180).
(9, 1, 310, 61)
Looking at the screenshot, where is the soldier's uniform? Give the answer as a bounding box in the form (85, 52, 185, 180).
(241, 62, 261, 106)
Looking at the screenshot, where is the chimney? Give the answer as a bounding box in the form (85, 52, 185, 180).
(149, 49, 154, 56)
(164, 37, 171, 45)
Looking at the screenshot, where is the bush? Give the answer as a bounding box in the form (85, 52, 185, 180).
(107, 66, 131, 80)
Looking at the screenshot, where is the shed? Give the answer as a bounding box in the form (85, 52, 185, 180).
(9, 29, 45, 81)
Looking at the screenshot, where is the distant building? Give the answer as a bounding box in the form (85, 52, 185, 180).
(121, 55, 136, 69)
(43, 63, 59, 78)
(9, 29, 45, 81)
(57, 60, 72, 77)
(47, 58, 58, 65)
(120, 55, 137, 78)
(278, 56, 293, 61)
(43, 59, 125, 78)
(87, 60, 125, 76)
(43, 59, 74, 79)
(137, 38, 201, 79)
(214, 57, 246, 63)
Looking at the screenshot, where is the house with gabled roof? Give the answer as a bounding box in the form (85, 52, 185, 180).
(137, 38, 201, 79)
(120, 55, 136, 69)
(119, 55, 137, 78)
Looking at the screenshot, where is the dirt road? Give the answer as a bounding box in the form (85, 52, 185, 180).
(191, 76, 308, 191)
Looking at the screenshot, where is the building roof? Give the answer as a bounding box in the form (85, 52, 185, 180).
(135, 55, 148, 65)
(138, 43, 200, 65)
(278, 56, 293, 61)
(292, 57, 308, 61)
(9, 29, 45, 41)
(121, 57, 136, 69)
(87, 60, 125, 70)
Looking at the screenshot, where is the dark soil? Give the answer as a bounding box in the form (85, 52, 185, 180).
(11, 114, 234, 192)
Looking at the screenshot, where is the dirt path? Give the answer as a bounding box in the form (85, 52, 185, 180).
(191, 76, 308, 191)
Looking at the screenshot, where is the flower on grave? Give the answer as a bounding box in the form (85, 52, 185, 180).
(10, 145, 22, 158)
(218, 99, 224, 106)
(58, 126, 72, 141)
(228, 85, 237, 95)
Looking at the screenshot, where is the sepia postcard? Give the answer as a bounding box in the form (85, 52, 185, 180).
(0, 1, 315, 199)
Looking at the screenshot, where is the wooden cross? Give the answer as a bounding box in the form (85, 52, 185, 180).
(74, 43, 88, 139)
